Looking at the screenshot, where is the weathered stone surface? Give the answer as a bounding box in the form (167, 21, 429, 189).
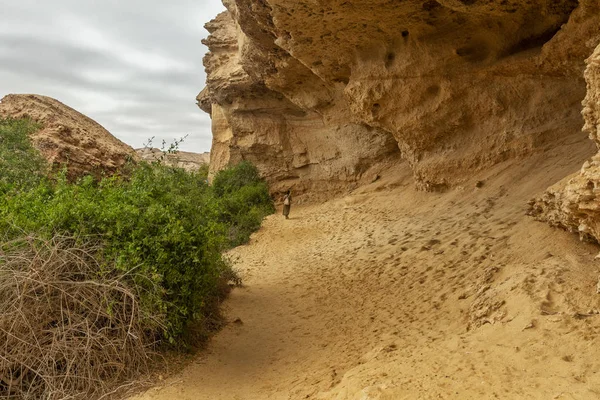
(530, 44, 600, 243)
(200, 0, 600, 197)
(0, 94, 137, 178)
(200, 6, 400, 200)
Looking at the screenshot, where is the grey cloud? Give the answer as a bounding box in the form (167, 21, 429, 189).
(0, 0, 224, 152)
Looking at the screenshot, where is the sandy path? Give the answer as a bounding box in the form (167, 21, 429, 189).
(133, 137, 600, 399)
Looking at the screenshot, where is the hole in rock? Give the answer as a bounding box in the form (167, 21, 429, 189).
(372, 103, 381, 114)
(385, 52, 396, 68)
(502, 0, 578, 57)
(503, 27, 564, 57)
(333, 77, 350, 85)
(456, 43, 490, 63)
(426, 85, 441, 97)
(422, 0, 441, 11)
(402, 30, 409, 38)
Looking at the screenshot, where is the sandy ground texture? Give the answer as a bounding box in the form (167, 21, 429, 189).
(131, 134, 600, 399)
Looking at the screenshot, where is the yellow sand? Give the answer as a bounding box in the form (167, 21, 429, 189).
(132, 134, 600, 399)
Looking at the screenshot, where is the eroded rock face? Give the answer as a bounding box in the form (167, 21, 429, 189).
(0, 94, 137, 178)
(200, 0, 600, 196)
(530, 44, 600, 243)
(200, 6, 402, 199)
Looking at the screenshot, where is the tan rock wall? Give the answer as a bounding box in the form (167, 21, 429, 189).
(530, 43, 600, 243)
(201, 8, 399, 200)
(200, 0, 600, 196)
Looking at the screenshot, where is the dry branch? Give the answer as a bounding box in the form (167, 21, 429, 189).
(0, 235, 161, 400)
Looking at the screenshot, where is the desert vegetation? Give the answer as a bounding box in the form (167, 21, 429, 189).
(0, 117, 274, 399)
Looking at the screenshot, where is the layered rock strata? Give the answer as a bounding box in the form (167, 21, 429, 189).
(0, 94, 137, 178)
(530, 43, 600, 243)
(199, 0, 600, 196)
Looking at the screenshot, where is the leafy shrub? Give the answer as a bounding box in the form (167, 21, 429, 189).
(212, 160, 263, 197)
(0, 118, 47, 193)
(213, 161, 275, 246)
(0, 118, 274, 348)
(1, 164, 228, 345)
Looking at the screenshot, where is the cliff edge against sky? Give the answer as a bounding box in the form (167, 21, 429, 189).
(199, 0, 600, 199)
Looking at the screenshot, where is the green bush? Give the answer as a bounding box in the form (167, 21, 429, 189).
(212, 160, 263, 196)
(0, 118, 47, 193)
(213, 161, 275, 246)
(0, 118, 274, 347)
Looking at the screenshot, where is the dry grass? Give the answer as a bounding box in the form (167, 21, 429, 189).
(0, 235, 161, 400)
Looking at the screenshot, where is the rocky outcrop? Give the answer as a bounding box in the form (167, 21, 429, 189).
(0, 94, 137, 178)
(199, 9, 399, 199)
(136, 148, 210, 172)
(199, 0, 600, 197)
(530, 44, 600, 243)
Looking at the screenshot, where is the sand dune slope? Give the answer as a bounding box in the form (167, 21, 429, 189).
(133, 135, 600, 399)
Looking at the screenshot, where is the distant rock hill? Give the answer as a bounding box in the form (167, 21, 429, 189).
(0, 94, 210, 177)
(136, 148, 210, 172)
(0, 94, 137, 178)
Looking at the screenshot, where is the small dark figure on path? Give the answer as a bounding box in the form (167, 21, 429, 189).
(283, 190, 292, 219)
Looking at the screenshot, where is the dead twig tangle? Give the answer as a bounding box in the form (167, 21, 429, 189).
(0, 235, 160, 400)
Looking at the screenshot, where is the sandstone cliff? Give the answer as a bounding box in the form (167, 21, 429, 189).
(530, 43, 600, 243)
(0, 94, 137, 178)
(199, 0, 600, 198)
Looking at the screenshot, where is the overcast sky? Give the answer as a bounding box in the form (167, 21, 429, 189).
(0, 0, 225, 152)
